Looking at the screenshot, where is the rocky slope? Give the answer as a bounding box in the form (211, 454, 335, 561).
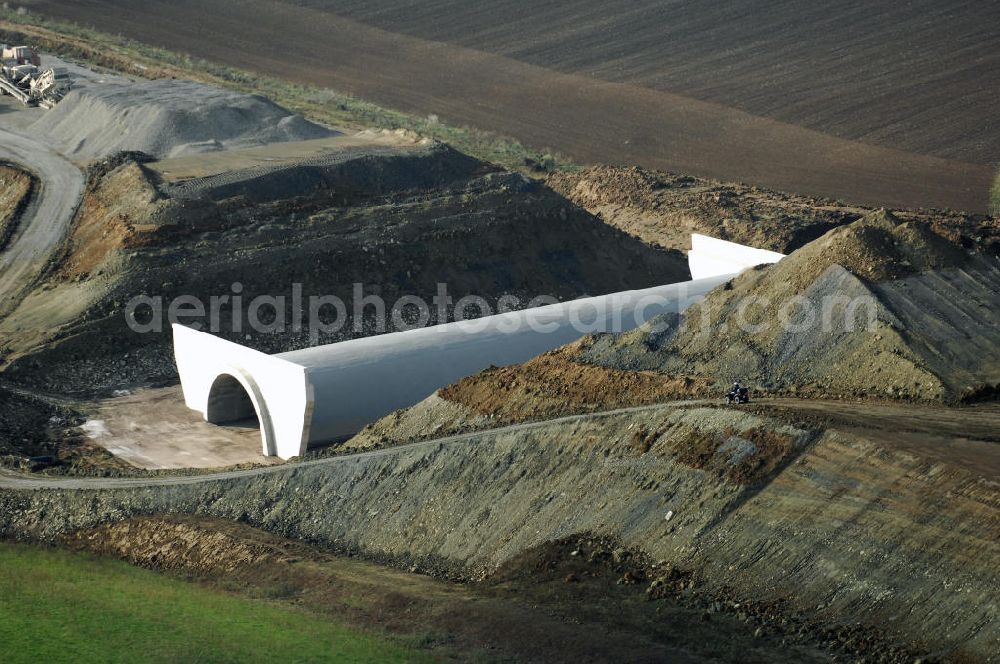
(0, 164, 34, 252)
(2, 404, 996, 660)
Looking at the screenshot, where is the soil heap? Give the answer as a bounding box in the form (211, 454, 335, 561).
(548, 165, 998, 256)
(582, 210, 1000, 401)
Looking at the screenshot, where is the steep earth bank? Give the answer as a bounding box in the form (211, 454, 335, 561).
(0, 164, 34, 251)
(580, 210, 1000, 401)
(57, 516, 865, 663)
(352, 209, 1000, 444)
(1, 404, 996, 660)
(343, 341, 710, 453)
(548, 165, 999, 255)
(0, 145, 687, 395)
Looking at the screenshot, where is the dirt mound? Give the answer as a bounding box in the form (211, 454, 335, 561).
(342, 342, 712, 453)
(548, 165, 1000, 255)
(582, 210, 1000, 401)
(548, 166, 862, 253)
(440, 341, 711, 421)
(0, 165, 34, 252)
(30, 79, 333, 160)
(61, 516, 309, 574)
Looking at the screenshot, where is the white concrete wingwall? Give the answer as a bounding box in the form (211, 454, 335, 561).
(173, 325, 314, 459)
(688, 233, 785, 280)
(173, 235, 783, 459)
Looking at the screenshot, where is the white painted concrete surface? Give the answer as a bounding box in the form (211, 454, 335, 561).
(175, 235, 785, 459)
(688, 233, 784, 280)
(174, 326, 313, 458)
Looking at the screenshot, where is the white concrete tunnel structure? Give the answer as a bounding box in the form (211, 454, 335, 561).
(174, 234, 784, 459)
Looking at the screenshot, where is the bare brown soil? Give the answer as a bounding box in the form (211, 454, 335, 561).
(28, 0, 995, 212)
(439, 340, 712, 422)
(548, 165, 1000, 254)
(58, 158, 167, 280)
(582, 210, 1000, 401)
(277, 0, 1000, 166)
(0, 164, 34, 251)
(59, 515, 912, 662)
(743, 398, 1000, 479)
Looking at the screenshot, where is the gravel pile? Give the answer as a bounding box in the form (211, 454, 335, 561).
(31, 79, 332, 160)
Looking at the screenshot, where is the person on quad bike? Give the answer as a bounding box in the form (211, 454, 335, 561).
(726, 381, 750, 404)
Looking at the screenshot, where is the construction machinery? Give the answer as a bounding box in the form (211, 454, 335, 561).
(0, 44, 70, 108)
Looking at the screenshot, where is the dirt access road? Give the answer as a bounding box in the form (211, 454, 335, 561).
(3, 397, 997, 490)
(27, 0, 995, 212)
(0, 126, 83, 317)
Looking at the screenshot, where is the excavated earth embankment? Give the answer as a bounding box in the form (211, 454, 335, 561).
(352, 209, 1000, 450)
(0, 164, 35, 252)
(1, 404, 996, 660)
(548, 165, 999, 255)
(0, 144, 687, 395)
(581, 210, 1000, 402)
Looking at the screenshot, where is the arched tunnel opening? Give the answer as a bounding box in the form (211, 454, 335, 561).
(205, 373, 260, 429)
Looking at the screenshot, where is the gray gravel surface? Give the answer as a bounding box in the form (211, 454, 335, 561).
(31, 79, 333, 159)
(0, 127, 84, 316)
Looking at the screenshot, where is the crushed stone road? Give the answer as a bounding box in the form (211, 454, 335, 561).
(0, 401, 703, 490)
(0, 127, 84, 317)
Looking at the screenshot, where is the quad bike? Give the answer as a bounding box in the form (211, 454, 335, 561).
(726, 387, 750, 404)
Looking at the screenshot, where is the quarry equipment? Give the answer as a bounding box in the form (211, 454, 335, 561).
(0, 44, 70, 108)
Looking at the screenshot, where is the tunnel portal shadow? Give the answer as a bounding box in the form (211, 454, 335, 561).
(206, 374, 261, 430)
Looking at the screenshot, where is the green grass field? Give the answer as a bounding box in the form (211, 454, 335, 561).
(0, 542, 434, 663)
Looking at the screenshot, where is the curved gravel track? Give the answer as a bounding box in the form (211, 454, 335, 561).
(2, 397, 996, 491)
(0, 127, 84, 317)
(0, 402, 695, 490)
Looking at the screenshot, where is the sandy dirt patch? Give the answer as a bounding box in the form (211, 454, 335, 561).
(81, 385, 281, 470)
(147, 130, 423, 182)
